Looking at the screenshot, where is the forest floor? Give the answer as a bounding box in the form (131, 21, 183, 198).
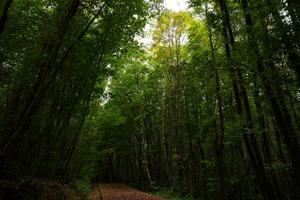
(0, 178, 81, 200)
(88, 183, 167, 200)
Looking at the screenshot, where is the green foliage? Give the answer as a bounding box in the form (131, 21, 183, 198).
(72, 179, 92, 197)
(154, 187, 195, 200)
(1, 0, 300, 199)
(0, 0, 162, 185)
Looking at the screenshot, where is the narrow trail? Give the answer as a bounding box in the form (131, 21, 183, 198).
(88, 183, 167, 200)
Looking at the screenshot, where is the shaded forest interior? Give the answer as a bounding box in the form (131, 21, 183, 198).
(0, 0, 300, 199)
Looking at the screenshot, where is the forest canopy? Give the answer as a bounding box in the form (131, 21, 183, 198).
(0, 0, 300, 199)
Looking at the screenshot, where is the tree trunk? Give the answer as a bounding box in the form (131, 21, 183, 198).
(266, 0, 300, 87)
(286, 0, 300, 34)
(197, 138, 208, 200)
(240, 0, 300, 192)
(0, 0, 80, 160)
(62, 114, 86, 181)
(215, 1, 278, 199)
(207, 18, 226, 200)
(0, 0, 13, 34)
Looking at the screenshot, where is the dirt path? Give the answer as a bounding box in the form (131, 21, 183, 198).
(88, 183, 166, 200)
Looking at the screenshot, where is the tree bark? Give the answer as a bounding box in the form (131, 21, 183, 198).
(62, 114, 86, 181)
(215, 1, 278, 199)
(207, 17, 226, 200)
(0, 0, 13, 34)
(265, 0, 300, 87)
(0, 0, 80, 160)
(240, 0, 300, 192)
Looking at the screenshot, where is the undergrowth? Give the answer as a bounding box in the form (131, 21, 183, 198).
(71, 179, 92, 199)
(153, 187, 196, 200)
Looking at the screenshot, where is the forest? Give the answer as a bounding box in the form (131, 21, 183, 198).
(0, 0, 300, 199)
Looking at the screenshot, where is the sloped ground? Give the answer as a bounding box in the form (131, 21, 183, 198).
(89, 183, 167, 200)
(88, 184, 102, 200)
(0, 179, 80, 200)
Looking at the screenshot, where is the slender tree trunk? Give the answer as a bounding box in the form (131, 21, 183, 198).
(238, 70, 277, 200)
(197, 138, 208, 200)
(252, 78, 272, 163)
(286, 0, 300, 34)
(215, 1, 278, 199)
(240, 0, 300, 191)
(286, 1, 300, 51)
(207, 19, 226, 200)
(0, 0, 80, 160)
(0, 0, 13, 34)
(62, 114, 86, 181)
(264, 0, 300, 86)
(160, 86, 171, 186)
(253, 77, 285, 199)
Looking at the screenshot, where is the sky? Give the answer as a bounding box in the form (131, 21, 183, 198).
(137, 0, 189, 46)
(164, 0, 188, 11)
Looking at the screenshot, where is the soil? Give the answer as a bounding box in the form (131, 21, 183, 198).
(0, 180, 167, 200)
(89, 183, 167, 200)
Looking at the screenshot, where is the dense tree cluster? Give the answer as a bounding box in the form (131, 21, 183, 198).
(0, 0, 161, 183)
(0, 0, 300, 199)
(92, 1, 300, 199)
